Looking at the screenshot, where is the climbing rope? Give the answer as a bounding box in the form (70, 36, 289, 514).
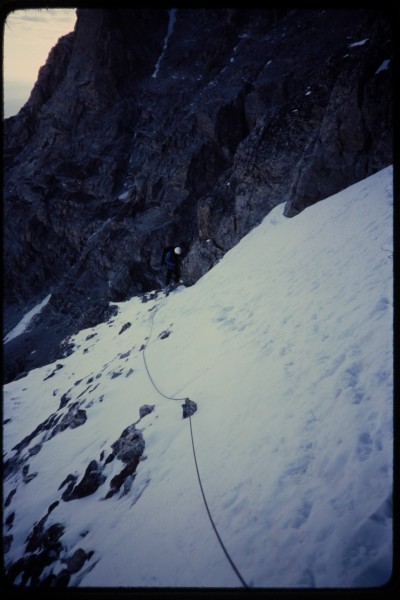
(188, 417, 249, 588)
(141, 296, 249, 588)
(142, 300, 185, 402)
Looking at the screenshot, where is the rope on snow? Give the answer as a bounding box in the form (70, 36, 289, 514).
(140, 296, 249, 588)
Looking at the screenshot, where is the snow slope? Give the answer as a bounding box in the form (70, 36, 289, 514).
(3, 166, 393, 589)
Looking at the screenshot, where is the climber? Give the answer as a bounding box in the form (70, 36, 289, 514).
(162, 246, 183, 289)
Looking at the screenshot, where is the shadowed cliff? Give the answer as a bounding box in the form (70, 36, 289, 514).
(3, 7, 393, 382)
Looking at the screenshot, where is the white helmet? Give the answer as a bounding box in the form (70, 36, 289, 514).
(174, 247, 182, 255)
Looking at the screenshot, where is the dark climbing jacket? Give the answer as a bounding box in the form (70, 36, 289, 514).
(161, 246, 175, 268)
(165, 249, 179, 270)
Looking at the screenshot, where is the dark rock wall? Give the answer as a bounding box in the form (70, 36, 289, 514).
(3, 8, 393, 382)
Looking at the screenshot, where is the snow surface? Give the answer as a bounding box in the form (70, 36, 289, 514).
(3, 166, 393, 589)
(151, 8, 177, 79)
(3, 294, 51, 344)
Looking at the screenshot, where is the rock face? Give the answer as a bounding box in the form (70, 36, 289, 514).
(4, 397, 151, 586)
(3, 8, 393, 382)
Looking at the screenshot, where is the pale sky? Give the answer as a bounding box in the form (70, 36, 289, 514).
(3, 8, 77, 118)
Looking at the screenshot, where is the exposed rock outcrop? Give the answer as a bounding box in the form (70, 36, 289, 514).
(3, 8, 393, 383)
(4, 415, 149, 585)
